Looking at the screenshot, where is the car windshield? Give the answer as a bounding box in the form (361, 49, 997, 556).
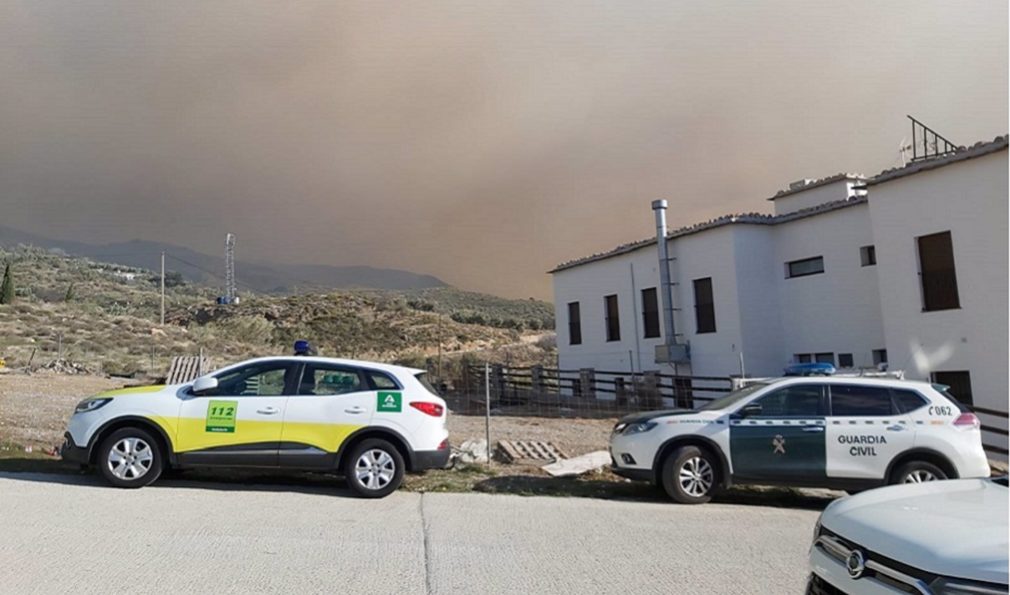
(697, 382, 770, 411)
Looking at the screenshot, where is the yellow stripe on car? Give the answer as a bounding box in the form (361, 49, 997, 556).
(96, 385, 166, 397)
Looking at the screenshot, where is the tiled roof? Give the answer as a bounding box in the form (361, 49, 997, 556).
(865, 135, 1008, 186)
(549, 196, 868, 273)
(766, 173, 865, 201)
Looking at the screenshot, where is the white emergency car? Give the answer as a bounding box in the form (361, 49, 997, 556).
(61, 356, 450, 498)
(609, 376, 990, 504)
(808, 477, 1008, 594)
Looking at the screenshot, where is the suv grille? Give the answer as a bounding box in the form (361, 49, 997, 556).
(806, 574, 845, 595)
(814, 527, 933, 594)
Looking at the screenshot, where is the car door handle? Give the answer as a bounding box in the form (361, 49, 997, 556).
(256, 407, 280, 415)
(802, 426, 825, 433)
(344, 407, 365, 414)
(886, 425, 905, 431)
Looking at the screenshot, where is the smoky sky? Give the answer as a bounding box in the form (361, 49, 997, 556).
(1, 1, 1006, 298)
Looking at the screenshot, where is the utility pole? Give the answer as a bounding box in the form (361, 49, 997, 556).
(437, 313, 443, 380)
(160, 251, 166, 326)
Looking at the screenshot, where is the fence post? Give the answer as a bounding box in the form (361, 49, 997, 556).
(531, 365, 544, 396)
(492, 364, 505, 402)
(643, 371, 661, 409)
(579, 368, 596, 400)
(615, 377, 627, 406)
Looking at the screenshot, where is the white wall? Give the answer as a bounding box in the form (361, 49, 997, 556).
(868, 151, 1009, 449)
(771, 179, 865, 215)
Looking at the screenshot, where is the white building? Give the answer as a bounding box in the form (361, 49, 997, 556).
(550, 136, 1008, 453)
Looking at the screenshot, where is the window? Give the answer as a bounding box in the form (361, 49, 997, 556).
(860, 245, 876, 267)
(786, 256, 824, 278)
(567, 302, 582, 345)
(604, 294, 621, 342)
(796, 354, 812, 364)
(751, 385, 825, 417)
(641, 288, 660, 339)
(211, 362, 294, 396)
(794, 353, 834, 365)
(892, 389, 928, 413)
(838, 353, 854, 368)
(693, 277, 716, 333)
(298, 365, 364, 396)
(917, 231, 960, 311)
(931, 371, 973, 406)
(872, 349, 888, 366)
(830, 385, 894, 416)
(367, 371, 400, 390)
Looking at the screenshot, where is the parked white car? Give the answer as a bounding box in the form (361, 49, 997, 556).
(808, 477, 1008, 594)
(610, 376, 990, 503)
(61, 356, 450, 498)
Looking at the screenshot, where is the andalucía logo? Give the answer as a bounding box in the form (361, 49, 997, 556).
(377, 391, 402, 412)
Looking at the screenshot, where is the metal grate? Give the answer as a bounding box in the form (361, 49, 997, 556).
(498, 440, 567, 463)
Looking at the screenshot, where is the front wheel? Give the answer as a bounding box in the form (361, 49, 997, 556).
(97, 427, 164, 488)
(891, 460, 947, 485)
(344, 439, 405, 498)
(661, 445, 719, 504)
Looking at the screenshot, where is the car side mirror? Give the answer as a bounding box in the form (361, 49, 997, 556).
(192, 376, 218, 395)
(739, 403, 762, 418)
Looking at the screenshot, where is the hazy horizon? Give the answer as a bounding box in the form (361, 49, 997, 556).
(1, 1, 1006, 299)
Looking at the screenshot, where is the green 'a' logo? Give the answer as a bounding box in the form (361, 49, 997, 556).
(377, 391, 402, 412)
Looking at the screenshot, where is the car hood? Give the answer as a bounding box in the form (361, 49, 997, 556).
(617, 409, 698, 424)
(94, 385, 169, 399)
(822, 479, 1009, 585)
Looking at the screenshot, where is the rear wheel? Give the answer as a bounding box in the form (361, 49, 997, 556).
(891, 460, 947, 485)
(97, 427, 164, 488)
(343, 439, 405, 498)
(661, 445, 718, 504)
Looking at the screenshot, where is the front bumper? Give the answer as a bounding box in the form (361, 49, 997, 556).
(611, 465, 653, 482)
(412, 445, 451, 471)
(60, 432, 89, 464)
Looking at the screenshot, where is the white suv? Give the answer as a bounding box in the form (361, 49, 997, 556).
(609, 376, 990, 504)
(61, 356, 450, 498)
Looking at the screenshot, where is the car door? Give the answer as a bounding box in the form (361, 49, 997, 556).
(175, 360, 298, 467)
(825, 383, 914, 480)
(278, 362, 376, 468)
(730, 383, 827, 482)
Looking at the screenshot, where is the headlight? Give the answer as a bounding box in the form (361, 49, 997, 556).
(613, 422, 628, 433)
(930, 577, 1009, 595)
(75, 398, 112, 413)
(623, 422, 658, 435)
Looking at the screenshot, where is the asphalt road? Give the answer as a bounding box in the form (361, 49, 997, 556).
(0, 473, 819, 594)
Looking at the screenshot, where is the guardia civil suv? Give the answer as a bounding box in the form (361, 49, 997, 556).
(61, 356, 450, 498)
(610, 376, 990, 504)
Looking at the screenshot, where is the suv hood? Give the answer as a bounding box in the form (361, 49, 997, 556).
(821, 479, 1008, 585)
(617, 409, 696, 424)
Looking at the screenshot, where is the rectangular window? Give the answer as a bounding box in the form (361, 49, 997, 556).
(604, 294, 621, 342)
(917, 231, 960, 311)
(693, 277, 716, 333)
(860, 245, 876, 267)
(838, 353, 853, 368)
(931, 370, 973, 406)
(872, 349, 888, 365)
(815, 352, 835, 365)
(786, 256, 825, 278)
(641, 288, 660, 339)
(796, 354, 812, 363)
(567, 302, 582, 346)
(830, 384, 894, 416)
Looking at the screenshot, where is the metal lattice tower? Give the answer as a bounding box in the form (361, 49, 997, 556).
(224, 233, 236, 303)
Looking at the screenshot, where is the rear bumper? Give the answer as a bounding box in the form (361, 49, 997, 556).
(412, 446, 451, 471)
(60, 432, 89, 464)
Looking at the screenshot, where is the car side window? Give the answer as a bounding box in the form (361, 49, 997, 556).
(298, 364, 365, 396)
(367, 371, 400, 390)
(210, 363, 293, 397)
(830, 384, 894, 416)
(751, 385, 825, 417)
(892, 389, 928, 414)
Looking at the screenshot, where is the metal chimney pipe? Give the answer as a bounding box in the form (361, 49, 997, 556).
(652, 200, 676, 347)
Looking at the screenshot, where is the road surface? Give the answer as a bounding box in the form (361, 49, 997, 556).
(0, 473, 819, 594)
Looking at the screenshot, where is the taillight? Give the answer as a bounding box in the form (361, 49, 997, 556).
(953, 413, 980, 429)
(410, 402, 444, 417)
(437, 439, 449, 450)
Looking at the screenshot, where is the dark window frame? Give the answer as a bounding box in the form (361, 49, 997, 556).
(198, 361, 300, 397)
(872, 349, 888, 365)
(930, 370, 973, 406)
(860, 245, 877, 267)
(641, 287, 660, 339)
(604, 294, 621, 342)
(838, 353, 854, 368)
(746, 384, 827, 418)
(693, 277, 717, 334)
(828, 384, 896, 417)
(917, 231, 961, 312)
(785, 256, 825, 279)
(567, 302, 582, 346)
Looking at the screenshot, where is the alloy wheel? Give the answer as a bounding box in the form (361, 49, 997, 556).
(678, 456, 714, 497)
(107, 437, 154, 481)
(355, 449, 396, 491)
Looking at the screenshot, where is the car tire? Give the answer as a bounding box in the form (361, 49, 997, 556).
(891, 460, 947, 485)
(97, 427, 164, 488)
(661, 445, 718, 504)
(344, 439, 405, 499)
